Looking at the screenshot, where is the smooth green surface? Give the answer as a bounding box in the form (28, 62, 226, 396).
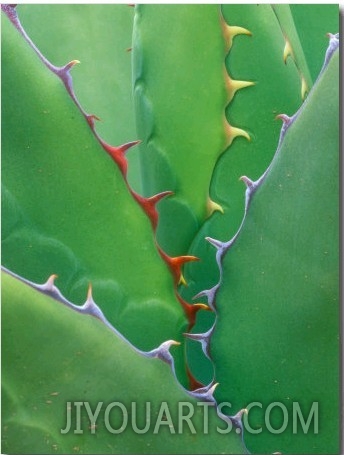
(18, 4, 143, 192)
(133, 5, 227, 256)
(1, 13, 186, 355)
(182, 4, 305, 302)
(287, 4, 339, 84)
(1, 5, 340, 454)
(271, 4, 313, 95)
(1, 271, 246, 454)
(212, 49, 339, 454)
(17, 5, 135, 145)
(181, 4, 308, 385)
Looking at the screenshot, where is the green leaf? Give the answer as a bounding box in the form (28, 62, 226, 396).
(270, 4, 313, 96)
(289, 5, 339, 84)
(1, 5, 340, 454)
(181, 4, 308, 384)
(133, 5, 228, 256)
(212, 44, 339, 454)
(17, 5, 134, 144)
(17, 4, 143, 192)
(181, 4, 307, 300)
(1, 9, 186, 356)
(2, 271, 246, 454)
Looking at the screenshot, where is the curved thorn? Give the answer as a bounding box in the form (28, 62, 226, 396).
(101, 140, 140, 176)
(225, 121, 251, 147)
(221, 19, 252, 51)
(301, 75, 308, 100)
(176, 293, 210, 330)
(207, 196, 224, 216)
(206, 237, 226, 251)
(44, 274, 58, 291)
(184, 326, 214, 359)
(158, 247, 199, 285)
(86, 114, 101, 129)
(188, 382, 219, 403)
(225, 72, 255, 102)
(283, 39, 293, 64)
(193, 284, 219, 311)
(86, 283, 93, 302)
(133, 190, 173, 230)
(275, 113, 292, 125)
(145, 340, 180, 370)
(63, 59, 80, 72)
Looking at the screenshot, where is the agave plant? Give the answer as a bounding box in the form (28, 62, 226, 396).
(1, 4, 339, 455)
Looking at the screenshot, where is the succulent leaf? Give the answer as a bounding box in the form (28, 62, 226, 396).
(2, 271, 246, 454)
(286, 5, 339, 84)
(212, 39, 339, 454)
(1, 5, 339, 454)
(181, 4, 312, 386)
(16, 5, 136, 145)
(1, 8, 187, 359)
(133, 5, 228, 256)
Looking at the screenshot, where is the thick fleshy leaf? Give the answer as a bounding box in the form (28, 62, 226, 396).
(1, 9, 186, 357)
(181, 4, 309, 385)
(270, 4, 313, 97)
(133, 5, 228, 256)
(17, 4, 143, 191)
(212, 45, 339, 454)
(289, 5, 339, 84)
(1, 271, 246, 454)
(182, 4, 306, 301)
(16, 6, 134, 143)
(1, 5, 340, 454)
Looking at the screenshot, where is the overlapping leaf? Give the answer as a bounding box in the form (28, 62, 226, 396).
(212, 43, 339, 454)
(133, 5, 227, 257)
(1, 10, 186, 357)
(181, 4, 311, 385)
(2, 271, 246, 454)
(1, 5, 339, 455)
